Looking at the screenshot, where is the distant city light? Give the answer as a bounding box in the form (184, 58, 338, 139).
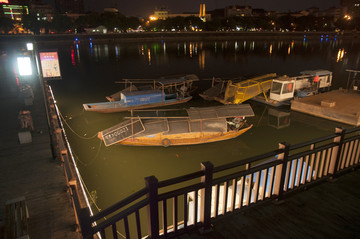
(17, 57, 32, 76)
(149, 16, 157, 21)
(26, 43, 33, 51)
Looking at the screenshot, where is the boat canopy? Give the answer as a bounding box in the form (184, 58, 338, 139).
(300, 70, 332, 76)
(186, 104, 255, 120)
(120, 74, 199, 86)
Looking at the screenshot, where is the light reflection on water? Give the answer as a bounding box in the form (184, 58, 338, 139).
(11, 37, 360, 216)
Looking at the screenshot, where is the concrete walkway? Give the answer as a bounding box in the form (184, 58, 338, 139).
(0, 77, 81, 238)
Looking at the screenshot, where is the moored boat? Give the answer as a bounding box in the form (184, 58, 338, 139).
(199, 74, 276, 104)
(252, 69, 333, 107)
(83, 74, 199, 113)
(98, 105, 255, 147)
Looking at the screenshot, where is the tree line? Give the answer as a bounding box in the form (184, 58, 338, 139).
(0, 11, 359, 34)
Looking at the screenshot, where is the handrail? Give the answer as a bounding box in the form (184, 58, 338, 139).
(158, 171, 204, 188)
(289, 134, 337, 150)
(213, 160, 282, 185)
(93, 198, 149, 233)
(91, 187, 148, 221)
(158, 183, 204, 201)
(213, 149, 281, 172)
(345, 126, 360, 134)
(289, 142, 338, 160)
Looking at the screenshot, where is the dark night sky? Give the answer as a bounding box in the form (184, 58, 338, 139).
(45, 0, 340, 17)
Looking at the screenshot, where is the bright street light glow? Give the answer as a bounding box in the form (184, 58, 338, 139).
(17, 56, 32, 76)
(26, 43, 33, 51)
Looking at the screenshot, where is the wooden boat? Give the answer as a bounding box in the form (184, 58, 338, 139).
(98, 105, 255, 147)
(83, 74, 199, 113)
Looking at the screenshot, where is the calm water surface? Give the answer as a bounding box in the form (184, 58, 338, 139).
(7, 36, 360, 214)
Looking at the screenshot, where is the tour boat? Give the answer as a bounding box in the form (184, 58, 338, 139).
(83, 74, 199, 113)
(98, 105, 255, 147)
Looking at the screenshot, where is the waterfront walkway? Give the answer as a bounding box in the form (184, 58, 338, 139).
(0, 77, 81, 238)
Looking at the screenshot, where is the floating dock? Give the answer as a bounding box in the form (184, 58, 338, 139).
(291, 90, 360, 126)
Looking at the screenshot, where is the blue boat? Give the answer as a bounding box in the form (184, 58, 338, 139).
(83, 75, 199, 113)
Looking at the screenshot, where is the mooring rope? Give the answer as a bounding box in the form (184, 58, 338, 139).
(73, 139, 103, 167)
(59, 111, 98, 140)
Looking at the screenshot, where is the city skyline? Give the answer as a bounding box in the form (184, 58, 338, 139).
(43, 0, 341, 17)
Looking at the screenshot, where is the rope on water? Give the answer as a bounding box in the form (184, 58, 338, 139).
(74, 139, 103, 167)
(59, 111, 98, 140)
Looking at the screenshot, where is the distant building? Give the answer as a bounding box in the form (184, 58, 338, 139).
(55, 0, 84, 14)
(152, 6, 169, 20)
(225, 5, 252, 18)
(322, 7, 342, 21)
(29, 4, 54, 22)
(1, 4, 29, 21)
(341, 0, 360, 17)
(252, 8, 268, 17)
(85, 25, 107, 34)
(104, 8, 119, 13)
(150, 5, 211, 21)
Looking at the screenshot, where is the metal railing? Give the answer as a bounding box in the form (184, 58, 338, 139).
(73, 125, 359, 239)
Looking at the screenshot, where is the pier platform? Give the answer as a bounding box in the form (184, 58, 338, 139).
(0, 78, 81, 238)
(291, 90, 360, 126)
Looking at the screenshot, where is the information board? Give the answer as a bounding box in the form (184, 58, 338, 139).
(39, 52, 61, 79)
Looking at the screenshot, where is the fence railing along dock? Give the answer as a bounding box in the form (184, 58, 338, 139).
(77, 126, 359, 239)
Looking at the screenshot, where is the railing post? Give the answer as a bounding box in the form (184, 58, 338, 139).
(145, 176, 159, 239)
(78, 207, 94, 239)
(273, 142, 290, 200)
(329, 127, 346, 177)
(199, 161, 213, 233)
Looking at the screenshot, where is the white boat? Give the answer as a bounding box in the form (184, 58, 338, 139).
(252, 70, 333, 107)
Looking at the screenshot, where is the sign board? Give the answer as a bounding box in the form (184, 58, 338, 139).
(102, 119, 145, 146)
(39, 52, 61, 79)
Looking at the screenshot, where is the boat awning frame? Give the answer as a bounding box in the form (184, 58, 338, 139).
(186, 104, 255, 120)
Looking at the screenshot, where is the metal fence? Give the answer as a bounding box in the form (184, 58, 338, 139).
(71, 124, 359, 239)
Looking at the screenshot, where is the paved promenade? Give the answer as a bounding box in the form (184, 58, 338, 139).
(0, 77, 81, 238)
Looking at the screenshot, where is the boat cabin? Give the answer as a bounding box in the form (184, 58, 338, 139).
(269, 76, 296, 102)
(269, 70, 332, 102)
(298, 69, 332, 90)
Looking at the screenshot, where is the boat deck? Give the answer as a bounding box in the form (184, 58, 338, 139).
(0, 79, 81, 238)
(291, 90, 360, 126)
(179, 169, 360, 239)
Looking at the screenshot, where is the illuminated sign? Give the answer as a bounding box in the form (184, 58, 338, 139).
(17, 57, 32, 76)
(0, 0, 9, 3)
(39, 52, 61, 79)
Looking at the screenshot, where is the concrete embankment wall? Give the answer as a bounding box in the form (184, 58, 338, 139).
(0, 31, 359, 46)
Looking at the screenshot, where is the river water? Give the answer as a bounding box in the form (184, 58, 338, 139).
(2, 35, 359, 217)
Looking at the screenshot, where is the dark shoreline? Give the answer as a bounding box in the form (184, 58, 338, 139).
(0, 31, 360, 46)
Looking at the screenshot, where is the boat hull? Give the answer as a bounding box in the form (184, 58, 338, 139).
(114, 124, 253, 146)
(83, 97, 192, 113)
